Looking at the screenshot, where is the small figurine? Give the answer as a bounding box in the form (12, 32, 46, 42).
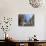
(32, 35, 38, 41)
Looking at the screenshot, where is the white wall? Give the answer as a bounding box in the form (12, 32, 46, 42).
(0, 0, 46, 40)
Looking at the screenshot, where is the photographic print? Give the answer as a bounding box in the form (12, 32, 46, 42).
(18, 14, 34, 26)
